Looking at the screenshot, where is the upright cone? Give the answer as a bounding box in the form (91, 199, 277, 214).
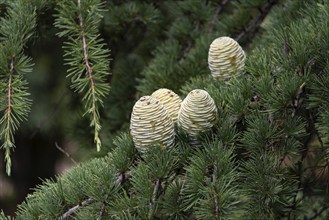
(130, 96, 175, 153)
(178, 89, 218, 138)
(151, 88, 182, 123)
(208, 36, 245, 79)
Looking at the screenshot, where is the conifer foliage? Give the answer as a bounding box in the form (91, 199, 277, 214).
(0, 0, 36, 175)
(54, 0, 111, 152)
(0, 0, 329, 219)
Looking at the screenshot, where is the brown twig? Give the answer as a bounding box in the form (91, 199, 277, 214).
(7, 59, 14, 136)
(55, 142, 78, 165)
(115, 172, 131, 185)
(97, 203, 106, 220)
(212, 165, 220, 219)
(58, 198, 94, 220)
(292, 82, 306, 117)
(234, 0, 279, 42)
(148, 179, 161, 219)
(3, 58, 15, 175)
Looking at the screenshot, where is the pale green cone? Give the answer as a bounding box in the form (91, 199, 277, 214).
(151, 88, 182, 123)
(130, 96, 175, 153)
(178, 89, 218, 142)
(208, 36, 246, 80)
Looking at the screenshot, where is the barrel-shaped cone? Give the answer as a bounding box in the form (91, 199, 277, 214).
(178, 89, 218, 137)
(130, 96, 175, 153)
(208, 36, 245, 79)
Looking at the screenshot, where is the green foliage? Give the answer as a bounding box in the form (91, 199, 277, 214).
(16, 146, 129, 219)
(1, 0, 329, 219)
(240, 153, 296, 219)
(111, 132, 137, 173)
(182, 138, 241, 219)
(54, 0, 111, 152)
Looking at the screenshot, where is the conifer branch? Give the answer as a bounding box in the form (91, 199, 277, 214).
(59, 172, 129, 219)
(0, 0, 35, 175)
(7, 60, 13, 130)
(235, 0, 278, 42)
(77, 0, 101, 152)
(1, 56, 32, 176)
(55, 0, 111, 152)
(2, 59, 15, 176)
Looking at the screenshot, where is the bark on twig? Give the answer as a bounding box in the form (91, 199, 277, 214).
(3, 58, 15, 175)
(148, 179, 161, 219)
(212, 165, 220, 219)
(55, 142, 78, 165)
(58, 198, 94, 220)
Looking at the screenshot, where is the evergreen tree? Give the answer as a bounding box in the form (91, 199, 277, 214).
(0, 0, 328, 219)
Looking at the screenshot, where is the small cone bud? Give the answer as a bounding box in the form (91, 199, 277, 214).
(208, 36, 246, 79)
(151, 88, 182, 123)
(178, 89, 218, 138)
(130, 96, 175, 153)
